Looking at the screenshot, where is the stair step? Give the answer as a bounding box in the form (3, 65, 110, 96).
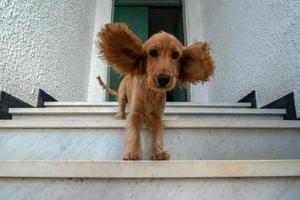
(0, 119, 298, 129)
(9, 107, 286, 121)
(45, 101, 252, 108)
(0, 160, 299, 178)
(9, 107, 286, 114)
(1, 101, 298, 199)
(1, 162, 299, 200)
(1, 120, 299, 160)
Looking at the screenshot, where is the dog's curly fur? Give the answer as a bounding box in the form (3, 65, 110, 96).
(97, 23, 215, 160)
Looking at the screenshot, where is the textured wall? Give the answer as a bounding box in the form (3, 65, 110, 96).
(87, 0, 112, 102)
(199, 0, 300, 115)
(0, 0, 96, 105)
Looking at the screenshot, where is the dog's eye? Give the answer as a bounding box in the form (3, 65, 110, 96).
(149, 49, 158, 57)
(171, 51, 179, 59)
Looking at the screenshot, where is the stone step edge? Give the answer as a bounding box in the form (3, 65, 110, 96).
(0, 160, 299, 178)
(9, 107, 286, 115)
(45, 101, 252, 108)
(0, 120, 299, 129)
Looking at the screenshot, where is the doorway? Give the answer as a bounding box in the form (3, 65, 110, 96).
(108, 0, 187, 101)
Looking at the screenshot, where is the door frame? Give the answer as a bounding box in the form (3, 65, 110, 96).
(106, 0, 191, 101)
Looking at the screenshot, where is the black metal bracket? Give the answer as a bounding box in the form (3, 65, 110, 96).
(261, 92, 298, 120)
(0, 91, 33, 119)
(36, 89, 57, 108)
(237, 90, 257, 108)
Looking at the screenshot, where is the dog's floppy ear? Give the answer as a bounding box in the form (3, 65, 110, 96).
(97, 23, 145, 75)
(179, 42, 215, 85)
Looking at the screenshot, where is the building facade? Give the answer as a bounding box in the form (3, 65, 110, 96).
(1, 0, 299, 115)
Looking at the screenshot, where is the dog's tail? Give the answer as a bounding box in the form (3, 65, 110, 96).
(96, 76, 118, 96)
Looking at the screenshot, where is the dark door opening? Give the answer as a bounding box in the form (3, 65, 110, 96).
(148, 7, 182, 38)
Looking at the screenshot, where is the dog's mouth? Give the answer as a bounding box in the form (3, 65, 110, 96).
(158, 82, 174, 91)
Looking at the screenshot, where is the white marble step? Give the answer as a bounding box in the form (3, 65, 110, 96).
(9, 107, 286, 121)
(1, 160, 299, 178)
(1, 160, 299, 200)
(0, 119, 299, 129)
(1, 120, 299, 160)
(45, 101, 252, 108)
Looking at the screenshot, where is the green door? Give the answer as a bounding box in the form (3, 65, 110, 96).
(108, 6, 148, 101)
(108, 0, 186, 101)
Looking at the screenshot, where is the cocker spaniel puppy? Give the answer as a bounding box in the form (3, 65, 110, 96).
(97, 23, 215, 160)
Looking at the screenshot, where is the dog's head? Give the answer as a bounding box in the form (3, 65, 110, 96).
(98, 23, 215, 91)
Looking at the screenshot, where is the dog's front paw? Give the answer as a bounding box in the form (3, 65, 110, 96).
(114, 113, 126, 120)
(151, 151, 170, 160)
(123, 151, 142, 160)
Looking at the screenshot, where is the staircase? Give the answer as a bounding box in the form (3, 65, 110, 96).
(0, 101, 299, 199)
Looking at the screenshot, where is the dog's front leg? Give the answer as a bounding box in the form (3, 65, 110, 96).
(148, 114, 170, 160)
(123, 112, 143, 160)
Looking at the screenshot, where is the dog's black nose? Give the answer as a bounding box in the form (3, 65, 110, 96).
(156, 74, 170, 87)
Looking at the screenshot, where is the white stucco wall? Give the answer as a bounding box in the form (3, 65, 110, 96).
(199, 0, 300, 115)
(0, 0, 96, 105)
(87, 0, 112, 102)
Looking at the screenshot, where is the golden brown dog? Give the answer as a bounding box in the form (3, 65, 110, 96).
(97, 23, 215, 160)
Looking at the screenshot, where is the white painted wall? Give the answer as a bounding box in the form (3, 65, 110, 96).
(87, 0, 112, 102)
(0, 0, 96, 105)
(198, 0, 300, 115)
